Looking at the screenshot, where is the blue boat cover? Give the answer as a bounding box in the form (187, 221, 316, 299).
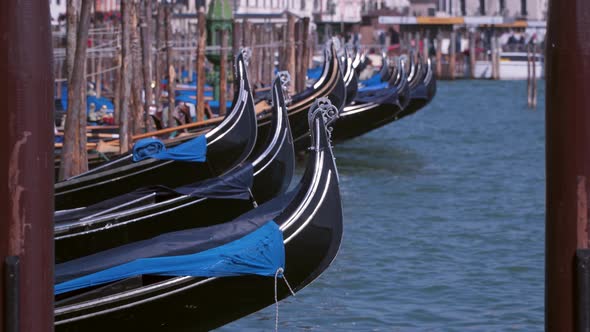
(54, 220, 285, 294)
(359, 73, 382, 87)
(208, 100, 233, 109)
(176, 89, 214, 98)
(307, 66, 323, 80)
(181, 70, 197, 83)
(59, 85, 115, 113)
(132, 135, 207, 162)
(358, 82, 389, 92)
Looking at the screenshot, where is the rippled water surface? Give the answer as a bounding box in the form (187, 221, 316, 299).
(219, 80, 545, 331)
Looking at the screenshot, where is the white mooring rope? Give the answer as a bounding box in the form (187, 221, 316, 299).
(274, 267, 296, 332)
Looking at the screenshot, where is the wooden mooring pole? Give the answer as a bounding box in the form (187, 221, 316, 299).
(531, 43, 537, 109)
(219, 28, 228, 116)
(449, 31, 456, 80)
(165, 4, 176, 128)
(491, 36, 499, 80)
(195, 6, 206, 122)
(286, 13, 296, 95)
(435, 32, 442, 78)
(469, 30, 476, 79)
(526, 45, 533, 108)
(0, 0, 54, 331)
(546, 0, 590, 331)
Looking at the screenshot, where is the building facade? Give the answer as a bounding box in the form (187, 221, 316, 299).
(426, 0, 547, 20)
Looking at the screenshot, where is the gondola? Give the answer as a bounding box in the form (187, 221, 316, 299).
(330, 55, 410, 143)
(395, 56, 436, 120)
(255, 41, 347, 153)
(54, 77, 295, 263)
(54, 98, 343, 331)
(55, 52, 258, 210)
(357, 50, 391, 88)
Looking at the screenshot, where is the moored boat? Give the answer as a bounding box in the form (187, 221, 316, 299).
(54, 98, 343, 331)
(55, 52, 258, 210)
(55, 76, 295, 263)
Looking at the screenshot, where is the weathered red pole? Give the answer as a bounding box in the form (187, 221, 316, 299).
(546, 0, 590, 331)
(0, 0, 54, 331)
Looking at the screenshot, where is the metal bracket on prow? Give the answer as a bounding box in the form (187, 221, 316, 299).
(277, 71, 292, 104)
(240, 47, 252, 66)
(308, 97, 339, 148)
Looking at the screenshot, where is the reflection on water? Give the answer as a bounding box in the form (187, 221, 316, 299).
(218, 80, 545, 331)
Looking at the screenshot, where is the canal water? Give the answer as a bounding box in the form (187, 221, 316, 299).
(219, 80, 545, 331)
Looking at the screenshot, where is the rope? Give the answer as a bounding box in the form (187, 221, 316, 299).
(248, 188, 258, 208)
(274, 267, 296, 332)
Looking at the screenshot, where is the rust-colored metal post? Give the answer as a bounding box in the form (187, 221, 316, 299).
(0, 0, 54, 331)
(546, 0, 590, 330)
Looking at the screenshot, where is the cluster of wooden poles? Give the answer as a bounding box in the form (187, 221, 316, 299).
(394, 29, 540, 80)
(55, 0, 315, 180)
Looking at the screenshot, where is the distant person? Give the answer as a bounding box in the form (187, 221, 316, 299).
(379, 31, 386, 47)
(507, 33, 517, 45)
(353, 32, 360, 48)
(389, 27, 400, 46)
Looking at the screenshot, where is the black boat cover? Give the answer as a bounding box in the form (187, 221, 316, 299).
(54, 188, 299, 294)
(132, 135, 207, 162)
(54, 165, 254, 224)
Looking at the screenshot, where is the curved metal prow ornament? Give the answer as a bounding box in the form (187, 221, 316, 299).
(240, 47, 252, 66)
(308, 97, 339, 148)
(308, 97, 340, 182)
(277, 70, 292, 104)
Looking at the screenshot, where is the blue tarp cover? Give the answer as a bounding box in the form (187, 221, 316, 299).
(176, 89, 214, 98)
(54, 220, 285, 294)
(59, 85, 114, 113)
(358, 82, 389, 92)
(359, 73, 382, 87)
(132, 135, 207, 162)
(307, 66, 323, 80)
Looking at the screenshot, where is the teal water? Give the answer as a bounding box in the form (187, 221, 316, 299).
(219, 80, 545, 331)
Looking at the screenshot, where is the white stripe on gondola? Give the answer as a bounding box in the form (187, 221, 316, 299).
(339, 103, 379, 117)
(285, 170, 331, 244)
(78, 193, 157, 222)
(252, 88, 284, 173)
(55, 196, 208, 240)
(280, 120, 324, 232)
(205, 62, 247, 144)
(313, 50, 331, 90)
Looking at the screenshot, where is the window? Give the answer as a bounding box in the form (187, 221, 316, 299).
(499, 0, 505, 12)
(479, 0, 486, 15)
(301, 0, 305, 10)
(460, 0, 466, 15)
